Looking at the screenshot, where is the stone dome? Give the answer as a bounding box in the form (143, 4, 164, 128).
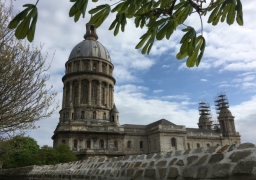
(199, 115, 211, 123)
(68, 24, 111, 61)
(219, 108, 233, 117)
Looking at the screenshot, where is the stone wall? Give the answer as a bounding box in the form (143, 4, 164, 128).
(1, 143, 256, 180)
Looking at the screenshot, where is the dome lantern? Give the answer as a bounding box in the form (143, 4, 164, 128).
(68, 23, 111, 61)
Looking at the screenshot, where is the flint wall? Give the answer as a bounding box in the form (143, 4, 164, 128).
(0, 143, 256, 180)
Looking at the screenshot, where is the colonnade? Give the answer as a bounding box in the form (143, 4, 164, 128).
(66, 59, 113, 75)
(62, 80, 114, 108)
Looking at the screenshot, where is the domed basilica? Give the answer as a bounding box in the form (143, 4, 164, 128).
(52, 24, 241, 159)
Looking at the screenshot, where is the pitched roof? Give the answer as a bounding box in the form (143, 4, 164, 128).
(146, 119, 176, 129)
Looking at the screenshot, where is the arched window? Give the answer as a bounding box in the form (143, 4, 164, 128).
(171, 138, 176, 147)
(109, 66, 112, 75)
(66, 87, 69, 106)
(197, 143, 200, 148)
(72, 113, 74, 120)
(62, 140, 66, 144)
(84, 62, 89, 71)
(68, 64, 71, 73)
(74, 139, 78, 151)
(229, 121, 233, 132)
(93, 63, 97, 71)
(93, 111, 96, 119)
(187, 143, 190, 150)
(82, 85, 88, 104)
(101, 87, 105, 105)
(102, 63, 106, 73)
(92, 86, 97, 105)
(114, 140, 118, 151)
(87, 140, 91, 149)
(111, 115, 114, 122)
(99, 139, 104, 149)
(81, 111, 85, 119)
(140, 141, 143, 149)
(63, 113, 65, 121)
(103, 113, 106, 120)
(127, 141, 131, 149)
(76, 62, 80, 71)
(207, 143, 210, 147)
(66, 112, 69, 120)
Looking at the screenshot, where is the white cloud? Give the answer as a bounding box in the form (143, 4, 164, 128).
(162, 65, 170, 68)
(161, 95, 191, 101)
(153, 90, 163, 93)
(230, 96, 256, 143)
(200, 79, 208, 82)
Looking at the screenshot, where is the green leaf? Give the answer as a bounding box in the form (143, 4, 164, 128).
(208, 4, 221, 24)
(227, 3, 236, 25)
(176, 51, 187, 60)
(74, 11, 81, 22)
(69, 0, 88, 22)
(27, 13, 38, 42)
(135, 32, 151, 49)
(8, 7, 31, 29)
(140, 17, 146, 28)
(147, 18, 167, 28)
(120, 13, 127, 32)
(221, 3, 231, 22)
(235, 0, 243, 25)
(196, 37, 206, 66)
(109, 20, 118, 30)
(111, 2, 125, 13)
(156, 23, 168, 40)
(147, 38, 154, 54)
(15, 15, 31, 39)
(89, 4, 111, 28)
(114, 23, 120, 36)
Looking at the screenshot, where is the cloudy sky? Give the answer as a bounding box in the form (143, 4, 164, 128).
(7, 0, 256, 146)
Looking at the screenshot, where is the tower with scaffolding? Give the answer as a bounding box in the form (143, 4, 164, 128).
(198, 101, 213, 130)
(214, 93, 240, 141)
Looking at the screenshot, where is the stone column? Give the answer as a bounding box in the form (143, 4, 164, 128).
(106, 83, 109, 108)
(78, 80, 81, 105)
(62, 84, 65, 108)
(88, 80, 92, 105)
(98, 81, 102, 106)
(112, 86, 114, 107)
(69, 82, 73, 106)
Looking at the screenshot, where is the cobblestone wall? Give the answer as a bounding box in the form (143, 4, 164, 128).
(0, 143, 256, 180)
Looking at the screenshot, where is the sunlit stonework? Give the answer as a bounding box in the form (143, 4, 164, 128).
(52, 24, 241, 159)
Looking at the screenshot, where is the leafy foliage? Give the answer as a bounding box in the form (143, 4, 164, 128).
(55, 144, 77, 163)
(0, 1, 58, 141)
(0, 136, 40, 168)
(8, 4, 38, 42)
(0, 137, 77, 169)
(9, 0, 243, 67)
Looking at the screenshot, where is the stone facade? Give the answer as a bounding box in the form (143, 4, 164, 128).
(1, 143, 256, 180)
(52, 24, 241, 160)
